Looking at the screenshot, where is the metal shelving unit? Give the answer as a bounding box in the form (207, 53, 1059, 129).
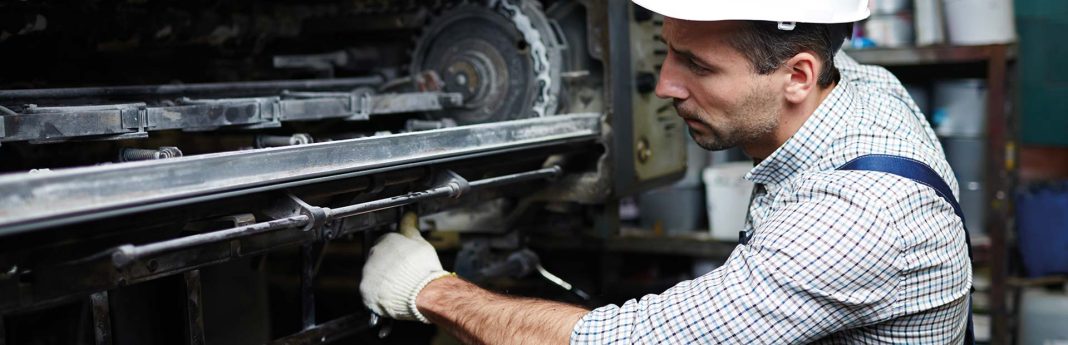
(845, 44, 1017, 66)
(847, 43, 1017, 345)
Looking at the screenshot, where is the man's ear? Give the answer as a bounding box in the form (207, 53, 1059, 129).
(782, 52, 820, 104)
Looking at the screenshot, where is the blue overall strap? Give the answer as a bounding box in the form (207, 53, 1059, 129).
(837, 154, 975, 345)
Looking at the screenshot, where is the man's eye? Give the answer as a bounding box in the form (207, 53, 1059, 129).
(686, 59, 710, 74)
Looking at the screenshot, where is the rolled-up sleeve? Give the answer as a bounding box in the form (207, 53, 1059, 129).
(571, 178, 903, 344)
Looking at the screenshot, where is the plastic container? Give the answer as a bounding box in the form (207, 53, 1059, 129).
(864, 13, 914, 48)
(913, 0, 945, 46)
(677, 139, 709, 188)
(869, 0, 911, 15)
(933, 79, 987, 138)
(639, 186, 704, 234)
(1015, 184, 1068, 278)
(942, 137, 986, 236)
(703, 162, 754, 241)
(944, 0, 1016, 45)
(1018, 288, 1068, 345)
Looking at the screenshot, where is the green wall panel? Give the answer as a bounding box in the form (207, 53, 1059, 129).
(1017, 0, 1068, 146)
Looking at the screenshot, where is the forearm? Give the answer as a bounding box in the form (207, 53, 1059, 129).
(416, 275, 589, 345)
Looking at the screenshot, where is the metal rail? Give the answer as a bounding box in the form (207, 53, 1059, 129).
(0, 76, 385, 101)
(0, 113, 600, 234)
(0, 91, 463, 143)
(269, 312, 371, 345)
(109, 166, 561, 267)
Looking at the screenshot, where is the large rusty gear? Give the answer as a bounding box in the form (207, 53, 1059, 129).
(410, 0, 562, 124)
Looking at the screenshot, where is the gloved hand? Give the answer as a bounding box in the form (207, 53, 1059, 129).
(360, 212, 450, 323)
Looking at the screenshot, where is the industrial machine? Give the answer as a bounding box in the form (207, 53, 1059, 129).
(0, 0, 684, 343)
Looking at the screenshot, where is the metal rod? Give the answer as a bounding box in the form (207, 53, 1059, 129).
(0, 76, 384, 101)
(300, 243, 324, 331)
(327, 186, 456, 219)
(89, 291, 112, 345)
(183, 270, 206, 345)
(326, 166, 560, 219)
(109, 166, 562, 268)
(111, 215, 310, 267)
(269, 312, 371, 345)
(256, 134, 314, 148)
(467, 166, 562, 189)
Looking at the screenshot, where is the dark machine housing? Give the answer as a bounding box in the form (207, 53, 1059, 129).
(0, 1, 684, 343)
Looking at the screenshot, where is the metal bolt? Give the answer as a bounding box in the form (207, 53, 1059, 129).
(120, 146, 183, 162)
(636, 138, 652, 163)
(405, 119, 457, 132)
(157, 146, 182, 158)
(255, 133, 313, 148)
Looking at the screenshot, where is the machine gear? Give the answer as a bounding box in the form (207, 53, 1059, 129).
(410, 0, 563, 124)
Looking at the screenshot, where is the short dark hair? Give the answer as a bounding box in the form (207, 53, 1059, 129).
(725, 22, 853, 88)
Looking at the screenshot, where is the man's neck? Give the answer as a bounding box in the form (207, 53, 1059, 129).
(743, 82, 837, 159)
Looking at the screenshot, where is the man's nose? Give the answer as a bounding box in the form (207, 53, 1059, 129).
(654, 57, 688, 101)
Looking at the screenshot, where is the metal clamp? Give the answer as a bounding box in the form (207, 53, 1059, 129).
(283, 90, 372, 120)
(435, 170, 470, 199)
(286, 194, 330, 233)
(351, 89, 373, 120)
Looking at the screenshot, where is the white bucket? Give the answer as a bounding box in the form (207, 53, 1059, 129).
(703, 162, 754, 241)
(913, 0, 946, 46)
(869, 0, 911, 15)
(944, 0, 1016, 45)
(864, 13, 915, 48)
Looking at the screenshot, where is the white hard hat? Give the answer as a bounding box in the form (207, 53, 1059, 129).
(632, 0, 870, 27)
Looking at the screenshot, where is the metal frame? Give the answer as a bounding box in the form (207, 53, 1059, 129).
(0, 113, 600, 234)
(849, 43, 1018, 344)
(607, 0, 637, 197)
(984, 44, 1015, 345)
(0, 77, 385, 101)
(0, 165, 568, 344)
(0, 91, 463, 143)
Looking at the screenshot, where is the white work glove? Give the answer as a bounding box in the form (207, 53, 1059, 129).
(360, 212, 450, 324)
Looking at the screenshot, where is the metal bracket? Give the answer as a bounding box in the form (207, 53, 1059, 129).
(283, 90, 371, 121)
(434, 170, 470, 199)
(284, 194, 330, 235)
(90, 291, 113, 345)
(120, 107, 143, 130)
(262, 193, 341, 240)
(347, 87, 376, 121)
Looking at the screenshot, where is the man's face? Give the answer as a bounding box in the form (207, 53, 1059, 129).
(656, 19, 782, 151)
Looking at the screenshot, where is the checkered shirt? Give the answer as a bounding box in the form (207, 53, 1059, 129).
(571, 52, 973, 344)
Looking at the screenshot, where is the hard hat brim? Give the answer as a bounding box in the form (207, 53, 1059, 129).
(632, 0, 871, 24)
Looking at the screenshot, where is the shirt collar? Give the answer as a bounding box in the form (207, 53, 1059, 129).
(745, 78, 856, 186)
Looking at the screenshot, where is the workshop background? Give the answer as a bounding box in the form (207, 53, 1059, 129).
(0, 0, 1064, 344)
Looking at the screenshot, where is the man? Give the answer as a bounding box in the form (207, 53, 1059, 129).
(360, 0, 973, 343)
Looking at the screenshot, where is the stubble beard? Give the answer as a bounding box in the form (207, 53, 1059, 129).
(677, 86, 780, 151)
